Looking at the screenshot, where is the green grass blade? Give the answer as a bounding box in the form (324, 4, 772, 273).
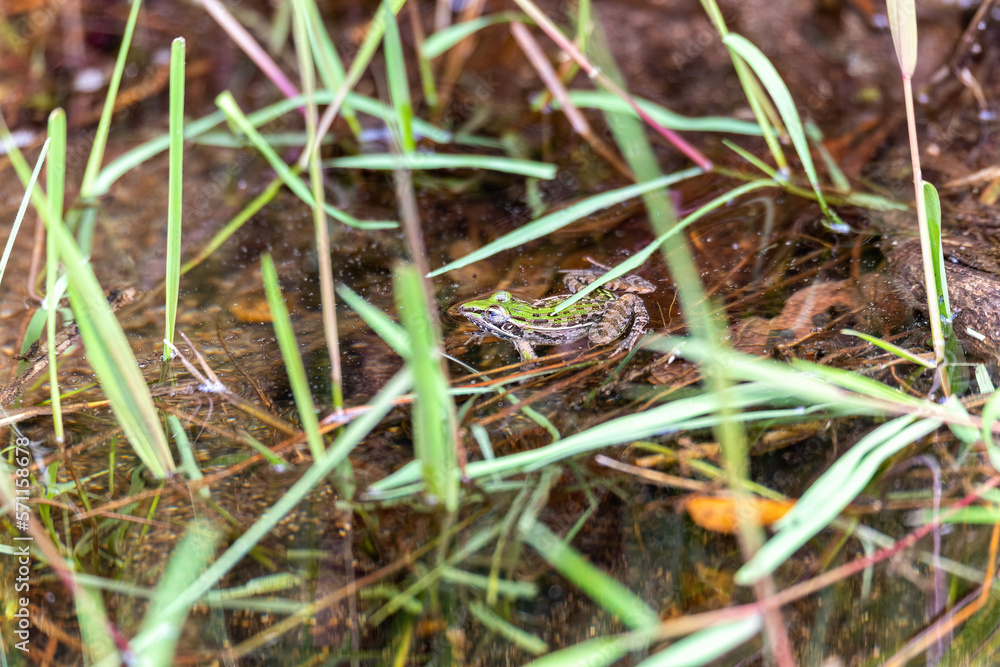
(46, 111, 66, 442)
(167, 414, 204, 490)
(428, 168, 702, 276)
(981, 390, 1000, 473)
(520, 522, 658, 629)
(261, 253, 325, 459)
(806, 120, 851, 193)
(302, 0, 407, 164)
(394, 264, 459, 510)
(215, 91, 397, 230)
(841, 329, 935, 368)
(666, 337, 922, 406)
(93, 89, 460, 195)
(562, 90, 764, 135)
(0, 138, 47, 290)
(163, 38, 186, 362)
(301, 0, 361, 135)
(179, 177, 282, 275)
(368, 382, 802, 493)
(337, 283, 410, 356)
(78, 0, 143, 201)
(924, 181, 951, 320)
(291, 0, 345, 411)
(722, 33, 841, 227)
(468, 601, 548, 655)
(381, 0, 415, 152)
(91, 109, 226, 196)
(130, 521, 222, 666)
(722, 139, 781, 179)
(422, 12, 528, 58)
(75, 583, 119, 664)
(48, 229, 173, 477)
(523, 636, 634, 667)
(736, 416, 942, 584)
(324, 153, 556, 178)
(638, 617, 762, 666)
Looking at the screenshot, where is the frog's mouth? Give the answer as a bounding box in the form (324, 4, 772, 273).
(459, 312, 521, 342)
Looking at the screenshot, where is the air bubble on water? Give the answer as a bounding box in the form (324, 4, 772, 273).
(74, 67, 105, 93)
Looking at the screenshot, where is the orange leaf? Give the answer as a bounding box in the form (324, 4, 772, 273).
(685, 494, 794, 534)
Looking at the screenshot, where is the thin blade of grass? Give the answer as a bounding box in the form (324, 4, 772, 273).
(260, 254, 325, 459)
(0, 138, 47, 288)
(368, 382, 804, 493)
(302, 0, 361, 135)
(48, 226, 173, 476)
(700, 0, 787, 172)
(924, 182, 952, 321)
(130, 521, 222, 666)
(306, 0, 408, 164)
(46, 111, 66, 441)
(428, 168, 702, 276)
(562, 90, 764, 135)
(94, 89, 461, 195)
(637, 616, 763, 667)
(337, 283, 410, 356)
(840, 329, 935, 368)
(179, 177, 283, 275)
(291, 0, 345, 411)
(75, 584, 119, 664)
(523, 636, 634, 667)
(662, 337, 923, 407)
(394, 264, 459, 510)
(468, 601, 547, 655)
(509, 0, 711, 170)
(381, 0, 416, 152)
(736, 415, 942, 584)
(163, 38, 185, 364)
(519, 521, 658, 629)
(201, 0, 299, 100)
(981, 390, 1000, 474)
(423, 12, 529, 58)
(806, 121, 851, 193)
(78, 0, 142, 199)
(838, 191, 908, 211)
(324, 153, 556, 178)
(722, 139, 781, 179)
(215, 91, 397, 230)
(722, 33, 841, 228)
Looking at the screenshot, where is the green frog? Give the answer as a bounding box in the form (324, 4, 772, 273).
(456, 266, 655, 362)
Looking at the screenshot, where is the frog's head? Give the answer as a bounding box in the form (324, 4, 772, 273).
(456, 290, 524, 341)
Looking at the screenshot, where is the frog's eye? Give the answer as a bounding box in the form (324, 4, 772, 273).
(492, 291, 512, 303)
(485, 305, 508, 326)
